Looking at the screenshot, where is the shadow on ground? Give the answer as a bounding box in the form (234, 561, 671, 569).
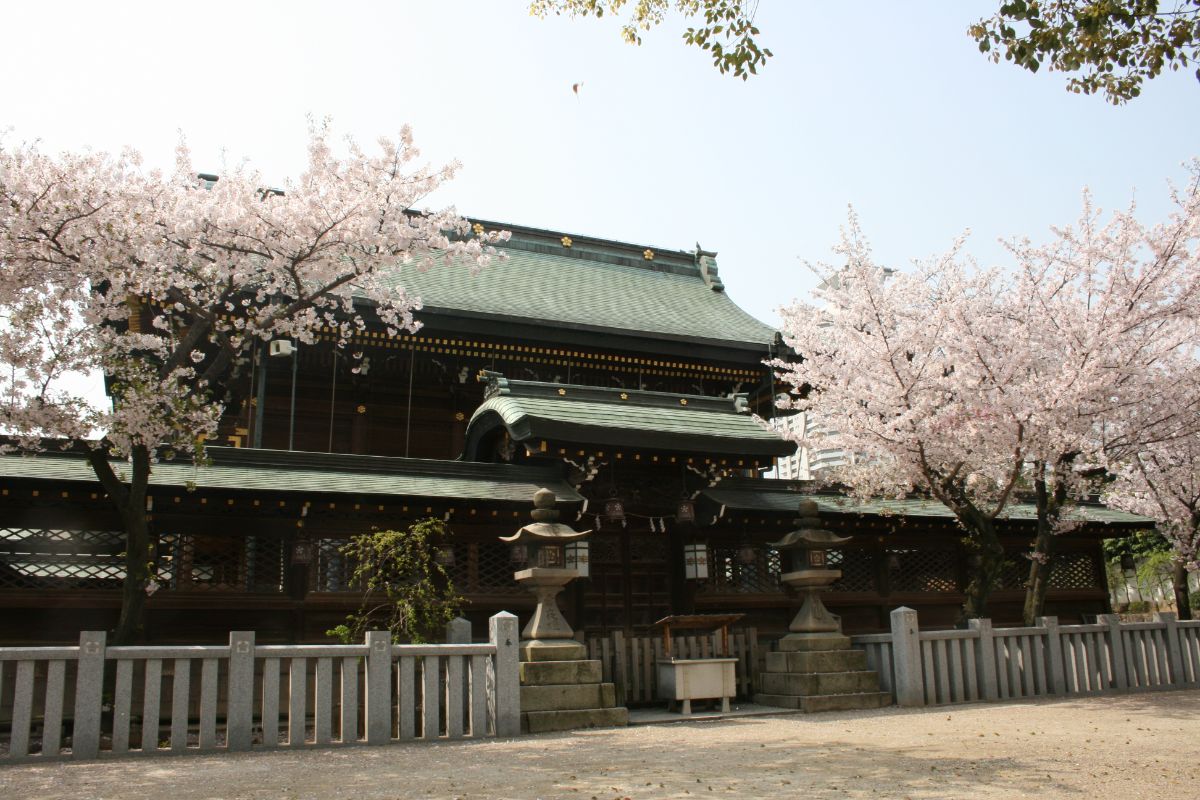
(1, 690, 1195, 800)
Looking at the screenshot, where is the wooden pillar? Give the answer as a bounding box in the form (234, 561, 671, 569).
(620, 529, 633, 634)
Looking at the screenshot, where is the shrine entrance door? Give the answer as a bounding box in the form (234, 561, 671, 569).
(582, 529, 672, 634)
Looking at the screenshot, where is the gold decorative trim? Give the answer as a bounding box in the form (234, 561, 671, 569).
(311, 329, 764, 381)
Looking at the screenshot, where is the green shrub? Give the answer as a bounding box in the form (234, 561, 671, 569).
(326, 518, 463, 644)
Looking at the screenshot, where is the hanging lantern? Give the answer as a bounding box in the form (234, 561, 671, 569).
(738, 544, 758, 565)
(886, 551, 902, 572)
(684, 542, 709, 580)
(1120, 553, 1136, 573)
(509, 543, 529, 564)
(434, 545, 456, 568)
(675, 498, 695, 524)
(565, 541, 590, 577)
(604, 496, 626, 523)
(290, 536, 313, 566)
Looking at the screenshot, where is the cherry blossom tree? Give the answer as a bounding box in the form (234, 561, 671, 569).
(772, 217, 1030, 619)
(0, 124, 507, 643)
(773, 177, 1200, 622)
(1105, 398, 1200, 620)
(1002, 187, 1200, 623)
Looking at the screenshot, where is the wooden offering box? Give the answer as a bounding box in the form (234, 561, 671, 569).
(652, 613, 745, 714)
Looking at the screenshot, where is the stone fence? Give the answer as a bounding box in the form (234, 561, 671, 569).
(852, 608, 1200, 707)
(0, 612, 519, 763)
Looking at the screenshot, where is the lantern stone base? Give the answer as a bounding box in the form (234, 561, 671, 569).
(519, 638, 587, 662)
(518, 658, 628, 734)
(753, 632, 892, 713)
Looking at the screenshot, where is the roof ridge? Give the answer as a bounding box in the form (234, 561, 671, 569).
(479, 374, 749, 414)
(205, 446, 568, 482)
(468, 217, 713, 274)
(7, 446, 571, 486)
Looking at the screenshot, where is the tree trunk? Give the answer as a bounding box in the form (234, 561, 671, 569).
(1022, 525, 1055, 626)
(961, 514, 1005, 621)
(1023, 459, 1068, 626)
(1173, 559, 1193, 621)
(88, 444, 153, 645)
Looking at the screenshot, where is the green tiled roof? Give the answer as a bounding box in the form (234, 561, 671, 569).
(702, 483, 1152, 527)
(0, 447, 583, 505)
(382, 224, 778, 350)
(465, 376, 795, 458)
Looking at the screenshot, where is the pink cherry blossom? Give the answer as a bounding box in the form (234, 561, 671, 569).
(772, 170, 1200, 621)
(0, 122, 508, 642)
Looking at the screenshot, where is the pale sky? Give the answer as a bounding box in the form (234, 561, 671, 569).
(4, 1, 1198, 328)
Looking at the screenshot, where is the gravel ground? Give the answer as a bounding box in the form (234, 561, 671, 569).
(2, 691, 1197, 800)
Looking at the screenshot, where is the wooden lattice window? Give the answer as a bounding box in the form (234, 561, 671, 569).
(998, 554, 1030, 590)
(472, 541, 523, 595)
(309, 537, 358, 592)
(997, 551, 1102, 591)
(889, 548, 959, 593)
(157, 533, 285, 593)
(0, 528, 125, 589)
(703, 545, 783, 594)
(1048, 551, 1102, 590)
(828, 548, 878, 593)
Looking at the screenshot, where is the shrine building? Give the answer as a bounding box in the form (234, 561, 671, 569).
(0, 221, 1146, 643)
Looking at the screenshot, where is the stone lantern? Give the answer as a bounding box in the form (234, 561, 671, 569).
(767, 499, 852, 637)
(754, 500, 891, 712)
(500, 488, 592, 662)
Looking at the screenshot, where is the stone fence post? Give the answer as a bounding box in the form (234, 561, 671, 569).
(968, 618, 998, 701)
(226, 631, 255, 751)
(890, 607, 924, 707)
(489, 611, 520, 737)
(1036, 616, 1068, 695)
(73, 631, 106, 760)
(365, 630, 392, 745)
(1154, 612, 1186, 686)
(1096, 615, 1128, 691)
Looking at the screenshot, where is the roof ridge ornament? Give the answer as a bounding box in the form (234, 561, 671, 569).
(477, 370, 509, 399)
(694, 244, 724, 292)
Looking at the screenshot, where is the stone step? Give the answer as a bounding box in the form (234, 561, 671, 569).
(765, 649, 867, 674)
(777, 634, 852, 652)
(520, 682, 617, 712)
(521, 706, 629, 734)
(758, 670, 881, 697)
(753, 691, 893, 713)
(519, 659, 603, 686)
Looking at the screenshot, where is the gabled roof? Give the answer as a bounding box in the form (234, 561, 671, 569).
(700, 480, 1152, 528)
(463, 375, 795, 460)
(0, 447, 583, 505)
(383, 221, 778, 351)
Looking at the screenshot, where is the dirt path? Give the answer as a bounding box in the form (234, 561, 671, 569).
(2, 691, 1197, 799)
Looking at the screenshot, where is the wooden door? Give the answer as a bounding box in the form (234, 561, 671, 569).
(581, 530, 671, 633)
